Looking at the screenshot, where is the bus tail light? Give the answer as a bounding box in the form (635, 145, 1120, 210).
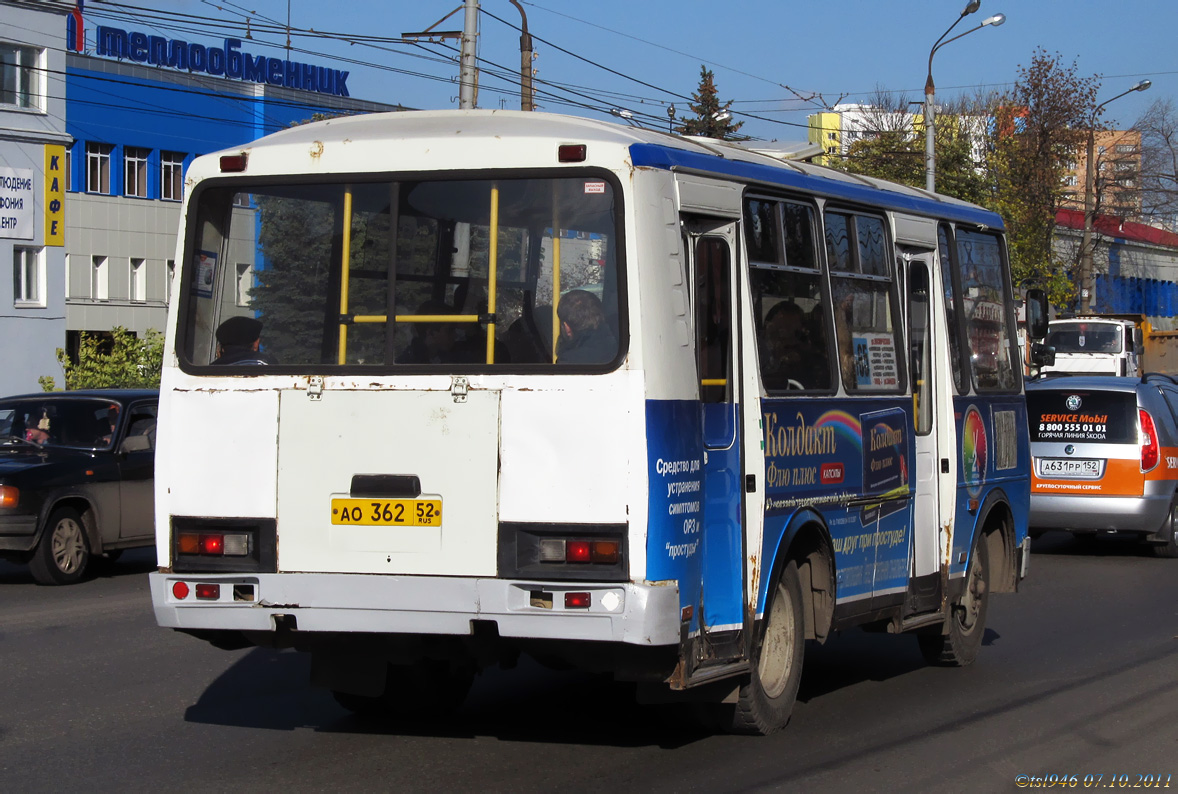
(564, 592, 591, 609)
(500, 522, 627, 582)
(0, 485, 18, 508)
(172, 581, 190, 599)
(538, 538, 620, 565)
(1140, 408, 1159, 471)
(176, 531, 251, 557)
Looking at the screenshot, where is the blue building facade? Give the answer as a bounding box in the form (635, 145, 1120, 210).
(59, 4, 400, 359)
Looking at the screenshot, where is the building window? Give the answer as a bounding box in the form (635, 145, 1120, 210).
(130, 258, 146, 302)
(125, 147, 149, 198)
(0, 43, 40, 110)
(166, 259, 175, 303)
(13, 247, 44, 306)
(65, 148, 73, 191)
(161, 151, 184, 201)
(236, 263, 253, 306)
(92, 256, 108, 300)
(1115, 144, 1136, 154)
(86, 143, 113, 194)
(1064, 175, 1077, 187)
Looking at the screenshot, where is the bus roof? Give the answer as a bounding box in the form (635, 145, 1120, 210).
(194, 109, 1002, 229)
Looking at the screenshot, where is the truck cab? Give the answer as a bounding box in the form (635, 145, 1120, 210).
(1041, 317, 1142, 378)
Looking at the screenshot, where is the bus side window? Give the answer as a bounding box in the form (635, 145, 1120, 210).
(695, 236, 731, 404)
(826, 211, 904, 393)
(909, 262, 932, 435)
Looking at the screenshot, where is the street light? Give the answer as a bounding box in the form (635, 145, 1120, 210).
(924, 1, 1005, 192)
(1077, 79, 1152, 313)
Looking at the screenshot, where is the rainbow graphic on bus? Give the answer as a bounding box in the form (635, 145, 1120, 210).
(963, 405, 988, 497)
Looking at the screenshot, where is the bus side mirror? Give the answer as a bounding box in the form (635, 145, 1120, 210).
(1030, 342, 1056, 368)
(1025, 288, 1049, 340)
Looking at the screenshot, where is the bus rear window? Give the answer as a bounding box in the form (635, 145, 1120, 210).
(180, 176, 622, 370)
(1027, 389, 1137, 443)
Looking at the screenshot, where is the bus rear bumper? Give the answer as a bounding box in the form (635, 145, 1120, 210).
(149, 572, 681, 646)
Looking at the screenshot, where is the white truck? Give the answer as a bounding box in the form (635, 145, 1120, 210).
(1041, 317, 1141, 377)
(1040, 315, 1178, 377)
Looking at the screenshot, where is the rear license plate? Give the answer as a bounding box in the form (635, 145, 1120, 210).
(1038, 458, 1101, 479)
(331, 498, 442, 526)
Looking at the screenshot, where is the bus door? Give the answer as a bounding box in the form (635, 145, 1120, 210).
(905, 254, 947, 613)
(686, 216, 750, 666)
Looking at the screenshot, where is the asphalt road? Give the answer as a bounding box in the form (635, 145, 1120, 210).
(1, 534, 1175, 793)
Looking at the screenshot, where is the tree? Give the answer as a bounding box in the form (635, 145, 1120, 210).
(40, 327, 164, 391)
(835, 90, 995, 207)
(1136, 98, 1178, 227)
(676, 65, 744, 139)
(990, 49, 1099, 307)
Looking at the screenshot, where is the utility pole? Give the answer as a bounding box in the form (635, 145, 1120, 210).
(508, 0, 533, 111)
(458, 0, 480, 109)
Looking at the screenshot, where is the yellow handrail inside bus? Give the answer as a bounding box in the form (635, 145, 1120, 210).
(337, 187, 353, 365)
(486, 186, 499, 364)
(701, 378, 728, 387)
(352, 314, 481, 324)
(551, 195, 561, 363)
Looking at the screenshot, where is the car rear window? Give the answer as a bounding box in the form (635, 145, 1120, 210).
(1027, 389, 1137, 443)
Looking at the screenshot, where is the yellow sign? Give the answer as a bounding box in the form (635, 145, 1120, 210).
(44, 144, 65, 246)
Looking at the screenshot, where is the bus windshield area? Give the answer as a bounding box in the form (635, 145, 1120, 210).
(180, 175, 622, 370)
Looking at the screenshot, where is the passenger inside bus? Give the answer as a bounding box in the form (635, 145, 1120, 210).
(399, 301, 481, 365)
(760, 301, 829, 390)
(556, 290, 616, 365)
(212, 316, 276, 365)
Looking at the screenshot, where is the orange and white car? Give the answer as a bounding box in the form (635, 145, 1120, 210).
(1027, 374, 1178, 557)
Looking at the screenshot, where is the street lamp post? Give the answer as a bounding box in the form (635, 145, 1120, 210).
(1077, 80, 1152, 314)
(924, 1, 1005, 193)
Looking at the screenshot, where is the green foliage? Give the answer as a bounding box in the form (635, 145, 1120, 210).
(677, 65, 744, 139)
(42, 327, 163, 391)
(836, 95, 992, 208)
(991, 49, 1099, 308)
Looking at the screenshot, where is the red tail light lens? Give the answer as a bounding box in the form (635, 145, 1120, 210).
(172, 581, 190, 599)
(195, 583, 221, 600)
(564, 592, 591, 609)
(566, 541, 591, 563)
(557, 144, 586, 162)
(200, 534, 224, 555)
(1140, 408, 1159, 471)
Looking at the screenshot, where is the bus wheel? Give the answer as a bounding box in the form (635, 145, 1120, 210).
(332, 661, 473, 720)
(729, 560, 804, 735)
(918, 535, 989, 666)
(1149, 499, 1178, 559)
(29, 507, 90, 586)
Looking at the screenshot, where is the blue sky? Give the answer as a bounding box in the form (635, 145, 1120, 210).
(114, 1, 1176, 142)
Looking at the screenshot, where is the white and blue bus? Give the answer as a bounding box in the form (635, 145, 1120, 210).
(150, 110, 1049, 734)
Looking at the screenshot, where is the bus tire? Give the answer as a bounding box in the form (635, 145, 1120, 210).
(1149, 498, 1178, 559)
(729, 560, 805, 735)
(29, 507, 90, 586)
(332, 661, 473, 720)
(918, 534, 989, 666)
